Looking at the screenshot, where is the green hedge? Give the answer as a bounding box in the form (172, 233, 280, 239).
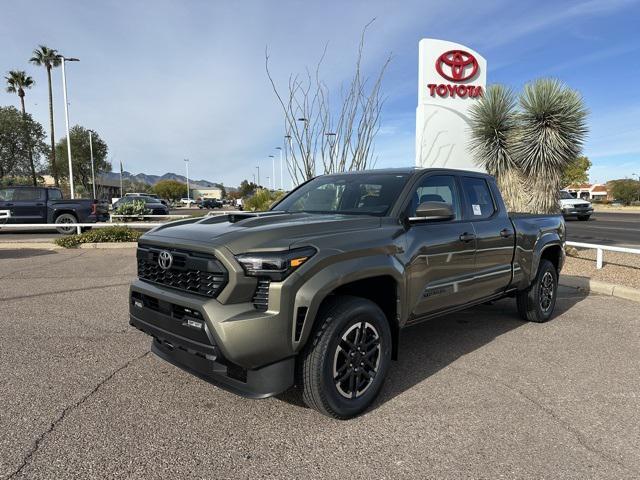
(55, 226, 143, 248)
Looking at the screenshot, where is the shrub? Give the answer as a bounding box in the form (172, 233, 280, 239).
(114, 200, 150, 219)
(55, 226, 142, 248)
(244, 188, 285, 211)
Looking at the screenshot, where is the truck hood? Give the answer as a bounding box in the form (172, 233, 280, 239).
(141, 211, 382, 253)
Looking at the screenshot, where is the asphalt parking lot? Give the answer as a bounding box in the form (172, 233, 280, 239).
(1, 249, 639, 479)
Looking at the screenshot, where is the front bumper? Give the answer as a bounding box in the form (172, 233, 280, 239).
(129, 279, 296, 398)
(562, 207, 593, 217)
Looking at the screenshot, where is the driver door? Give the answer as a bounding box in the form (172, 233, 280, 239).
(403, 174, 477, 320)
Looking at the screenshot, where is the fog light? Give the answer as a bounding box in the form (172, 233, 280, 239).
(133, 299, 143, 308)
(184, 319, 203, 330)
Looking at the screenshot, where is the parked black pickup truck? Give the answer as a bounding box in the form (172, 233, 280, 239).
(129, 168, 566, 418)
(0, 186, 99, 234)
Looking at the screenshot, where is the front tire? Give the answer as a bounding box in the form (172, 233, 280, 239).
(300, 296, 392, 419)
(516, 259, 558, 323)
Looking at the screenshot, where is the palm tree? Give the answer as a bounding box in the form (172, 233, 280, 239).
(30, 45, 61, 186)
(5, 70, 37, 185)
(513, 78, 588, 214)
(5, 70, 34, 114)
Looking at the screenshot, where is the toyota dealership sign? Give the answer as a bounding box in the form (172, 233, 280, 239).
(416, 39, 487, 171)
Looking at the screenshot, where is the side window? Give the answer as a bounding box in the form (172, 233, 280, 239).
(48, 189, 62, 200)
(460, 177, 496, 219)
(0, 188, 16, 201)
(406, 175, 461, 220)
(13, 188, 44, 201)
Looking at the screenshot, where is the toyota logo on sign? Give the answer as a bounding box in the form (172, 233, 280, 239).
(158, 250, 173, 270)
(436, 50, 478, 82)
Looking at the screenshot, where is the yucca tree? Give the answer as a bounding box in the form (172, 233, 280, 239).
(513, 78, 588, 213)
(469, 79, 588, 213)
(30, 45, 61, 186)
(5, 70, 37, 185)
(468, 84, 528, 211)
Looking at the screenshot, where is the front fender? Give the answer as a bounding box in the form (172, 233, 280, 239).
(291, 254, 405, 351)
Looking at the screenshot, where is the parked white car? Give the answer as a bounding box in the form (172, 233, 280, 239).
(180, 198, 196, 207)
(559, 190, 593, 221)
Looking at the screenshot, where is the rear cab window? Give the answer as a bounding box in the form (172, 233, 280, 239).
(460, 177, 496, 219)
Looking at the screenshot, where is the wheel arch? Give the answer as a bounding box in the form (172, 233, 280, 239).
(293, 255, 404, 360)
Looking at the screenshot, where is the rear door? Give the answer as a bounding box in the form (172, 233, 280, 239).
(459, 176, 514, 301)
(404, 174, 477, 319)
(11, 188, 47, 223)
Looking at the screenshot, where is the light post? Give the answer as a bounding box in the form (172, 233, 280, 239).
(269, 155, 275, 190)
(256, 165, 260, 187)
(285, 134, 293, 189)
(275, 147, 283, 190)
(184, 158, 190, 202)
(59, 55, 80, 198)
(89, 131, 96, 199)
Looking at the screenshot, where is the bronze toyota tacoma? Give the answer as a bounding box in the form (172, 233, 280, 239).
(129, 168, 565, 418)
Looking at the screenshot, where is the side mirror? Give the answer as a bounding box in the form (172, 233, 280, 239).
(409, 201, 455, 222)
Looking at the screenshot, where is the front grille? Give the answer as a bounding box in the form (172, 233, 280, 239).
(137, 245, 228, 298)
(253, 278, 270, 311)
(575, 203, 589, 208)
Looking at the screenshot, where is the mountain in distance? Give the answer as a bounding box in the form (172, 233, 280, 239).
(101, 171, 235, 191)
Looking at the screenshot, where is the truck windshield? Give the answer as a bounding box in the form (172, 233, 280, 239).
(272, 173, 409, 216)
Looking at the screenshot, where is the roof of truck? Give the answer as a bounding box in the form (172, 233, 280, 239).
(322, 167, 491, 177)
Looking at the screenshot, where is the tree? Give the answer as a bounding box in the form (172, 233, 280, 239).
(55, 126, 110, 196)
(0, 106, 47, 180)
(5, 70, 37, 185)
(238, 179, 257, 198)
(30, 45, 61, 186)
(469, 79, 588, 213)
(151, 179, 187, 200)
(609, 179, 640, 205)
(561, 156, 591, 187)
(266, 19, 391, 185)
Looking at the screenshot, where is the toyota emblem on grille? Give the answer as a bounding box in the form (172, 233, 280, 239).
(158, 250, 173, 270)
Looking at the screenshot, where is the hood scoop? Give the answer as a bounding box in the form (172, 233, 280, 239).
(198, 210, 288, 224)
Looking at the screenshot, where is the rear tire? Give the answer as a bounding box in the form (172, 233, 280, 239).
(577, 215, 590, 221)
(55, 213, 78, 235)
(300, 296, 392, 419)
(516, 259, 558, 323)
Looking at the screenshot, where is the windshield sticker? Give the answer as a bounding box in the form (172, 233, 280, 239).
(472, 204, 482, 216)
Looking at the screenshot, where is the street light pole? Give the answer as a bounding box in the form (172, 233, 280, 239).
(89, 131, 96, 199)
(59, 56, 79, 198)
(256, 165, 260, 187)
(275, 147, 283, 190)
(269, 155, 275, 190)
(184, 158, 190, 202)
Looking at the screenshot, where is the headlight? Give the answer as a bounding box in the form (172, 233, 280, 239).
(235, 247, 317, 281)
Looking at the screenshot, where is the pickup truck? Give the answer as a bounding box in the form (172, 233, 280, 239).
(0, 186, 99, 234)
(129, 168, 565, 419)
(559, 190, 593, 221)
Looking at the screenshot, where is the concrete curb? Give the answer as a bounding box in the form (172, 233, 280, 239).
(0, 242, 62, 250)
(560, 275, 640, 303)
(0, 241, 137, 250)
(78, 242, 138, 249)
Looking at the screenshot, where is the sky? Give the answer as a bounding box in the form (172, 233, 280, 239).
(1, 0, 639, 187)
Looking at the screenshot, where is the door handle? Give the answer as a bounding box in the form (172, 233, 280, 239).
(35, 203, 45, 206)
(500, 228, 514, 238)
(459, 232, 476, 243)
(6, 203, 14, 206)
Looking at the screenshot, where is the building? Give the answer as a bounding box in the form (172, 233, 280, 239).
(565, 183, 609, 201)
(191, 187, 222, 200)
